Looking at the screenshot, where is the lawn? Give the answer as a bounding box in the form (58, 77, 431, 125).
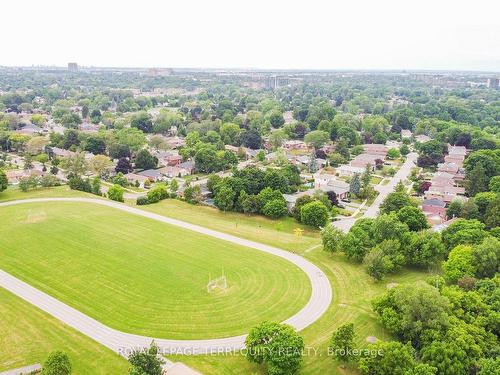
(168, 249, 430, 374)
(0, 185, 96, 202)
(0, 288, 128, 373)
(0, 201, 311, 339)
(134, 199, 321, 253)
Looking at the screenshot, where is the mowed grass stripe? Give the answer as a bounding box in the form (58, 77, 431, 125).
(0, 202, 311, 339)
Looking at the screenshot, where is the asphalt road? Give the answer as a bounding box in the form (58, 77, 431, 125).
(0, 197, 332, 356)
(333, 152, 417, 232)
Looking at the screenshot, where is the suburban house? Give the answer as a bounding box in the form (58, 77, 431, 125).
(124, 173, 150, 187)
(314, 174, 350, 200)
(177, 160, 195, 174)
(157, 165, 190, 178)
(136, 169, 164, 182)
(448, 144, 467, 157)
(444, 154, 465, 167)
(164, 136, 186, 149)
(79, 123, 100, 133)
(350, 154, 380, 169)
(337, 164, 365, 177)
(283, 140, 308, 151)
(363, 144, 388, 157)
(50, 147, 76, 158)
(154, 151, 183, 167)
(15, 123, 42, 136)
(425, 184, 466, 203)
(415, 134, 431, 143)
(5, 169, 45, 184)
(422, 198, 447, 225)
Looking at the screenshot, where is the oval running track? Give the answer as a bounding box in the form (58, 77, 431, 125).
(0, 197, 332, 356)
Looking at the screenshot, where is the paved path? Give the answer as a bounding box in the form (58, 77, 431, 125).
(0, 198, 331, 356)
(332, 152, 417, 232)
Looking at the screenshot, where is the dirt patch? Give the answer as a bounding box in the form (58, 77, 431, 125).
(386, 282, 399, 289)
(366, 336, 378, 344)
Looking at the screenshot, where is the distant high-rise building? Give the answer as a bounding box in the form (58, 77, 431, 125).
(68, 62, 78, 71)
(264, 75, 290, 90)
(487, 77, 499, 89)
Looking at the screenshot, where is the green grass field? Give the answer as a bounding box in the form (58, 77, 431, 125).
(0, 288, 128, 373)
(133, 199, 321, 253)
(0, 201, 310, 339)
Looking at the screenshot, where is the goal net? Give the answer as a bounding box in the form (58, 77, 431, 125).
(207, 275, 228, 293)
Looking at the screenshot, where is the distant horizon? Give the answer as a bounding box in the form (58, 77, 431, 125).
(1, 64, 499, 74)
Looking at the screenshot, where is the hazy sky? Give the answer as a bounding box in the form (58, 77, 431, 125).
(2, 0, 499, 71)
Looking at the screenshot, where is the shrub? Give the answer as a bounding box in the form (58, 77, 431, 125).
(107, 184, 124, 202)
(136, 196, 149, 205)
(42, 350, 71, 375)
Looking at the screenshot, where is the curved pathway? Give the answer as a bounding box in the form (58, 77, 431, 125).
(0, 198, 332, 356)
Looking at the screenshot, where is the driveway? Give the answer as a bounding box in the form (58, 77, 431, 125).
(0, 198, 332, 356)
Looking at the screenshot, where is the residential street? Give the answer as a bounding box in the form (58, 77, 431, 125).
(333, 152, 417, 232)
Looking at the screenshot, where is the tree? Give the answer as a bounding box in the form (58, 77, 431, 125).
(321, 226, 344, 252)
(446, 200, 463, 219)
(359, 341, 416, 375)
(465, 162, 488, 196)
(307, 150, 318, 173)
(0, 170, 7, 192)
(89, 155, 112, 177)
(115, 157, 132, 174)
(220, 122, 241, 145)
(472, 237, 499, 279)
(396, 206, 429, 232)
(441, 219, 488, 251)
(372, 282, 449, 347)
(135, 149, 157, 170)
(488, 175, 500, 193)
(443, 245, 475, 284)
(241, 129, 262, 149)
(387, 148, 401, 159)
(380, 191, 413, 214)
(183, 184, 202, 203)
(42, 350, 71, 375)
(267, 110, 285, 128)
(116, 127, 147, 151)
(131, 111, 153, 133)
(108, 184, 124, 202)
(262, 199, 287, 218)
(349, 173, 361, 196)
(292, 195, 314, 221)
(245, 321, 304, 375)
(214, 185, 236, 211)
(329, 323, 356, 364)
(60, 152, 87, 177)
(128, 341, 164, 375)
(341, 218, 375, 262)
(304, 130, 329, 149)
(405, 232, 446, 267)
(473, 192, 497, 221)
(301, 201, 329, 228)
(400, 144, 410, 156)
(84, 135, 106, 155)
(169, 179, 179, 196)
(484, 196, 500, 229)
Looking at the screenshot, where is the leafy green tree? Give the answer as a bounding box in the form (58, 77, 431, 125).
(245, 321, 304, 375)
(262, 199, 287, 219)
(465, 163, 488, 196)
(443, 245, 476, 284)
(372, 282, 449, 347)
(441, 219, 488, 251)
(484, 196, 500, 229)
(405, 232, 445, 267)
(380, 191, 412, 214)
(472, 237, 499, 279)
(0, 170, 7, 192)
(292, 195, 314, 222)
(267, 110, 285, 128)
(135, 149, 157, 170)
(60, 152, 88, 177)
(301, 201, 329, 228)
(42, 350, 72, 375)
(488, 176, 500, 193)
(341, 218, 375, 262)
(446, 200, 463, 219)
(214, 185, 236, 211)
(359, 341, 416, 375)
(321, 226, 345, 252)
(396, 206, 429, 232)
(329, 323, 356, 364)
(128, 341, 163, 375)
(364, 240, 405, 280)
(116, 128, 147, 152)
(473, 192, 497, 221)
(304, 130, 329, 149)
(131, 111, 153, 133)
(387, 148, 401, 159)
(169, 179, 179, 196)
(108, 184, 124, 202)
